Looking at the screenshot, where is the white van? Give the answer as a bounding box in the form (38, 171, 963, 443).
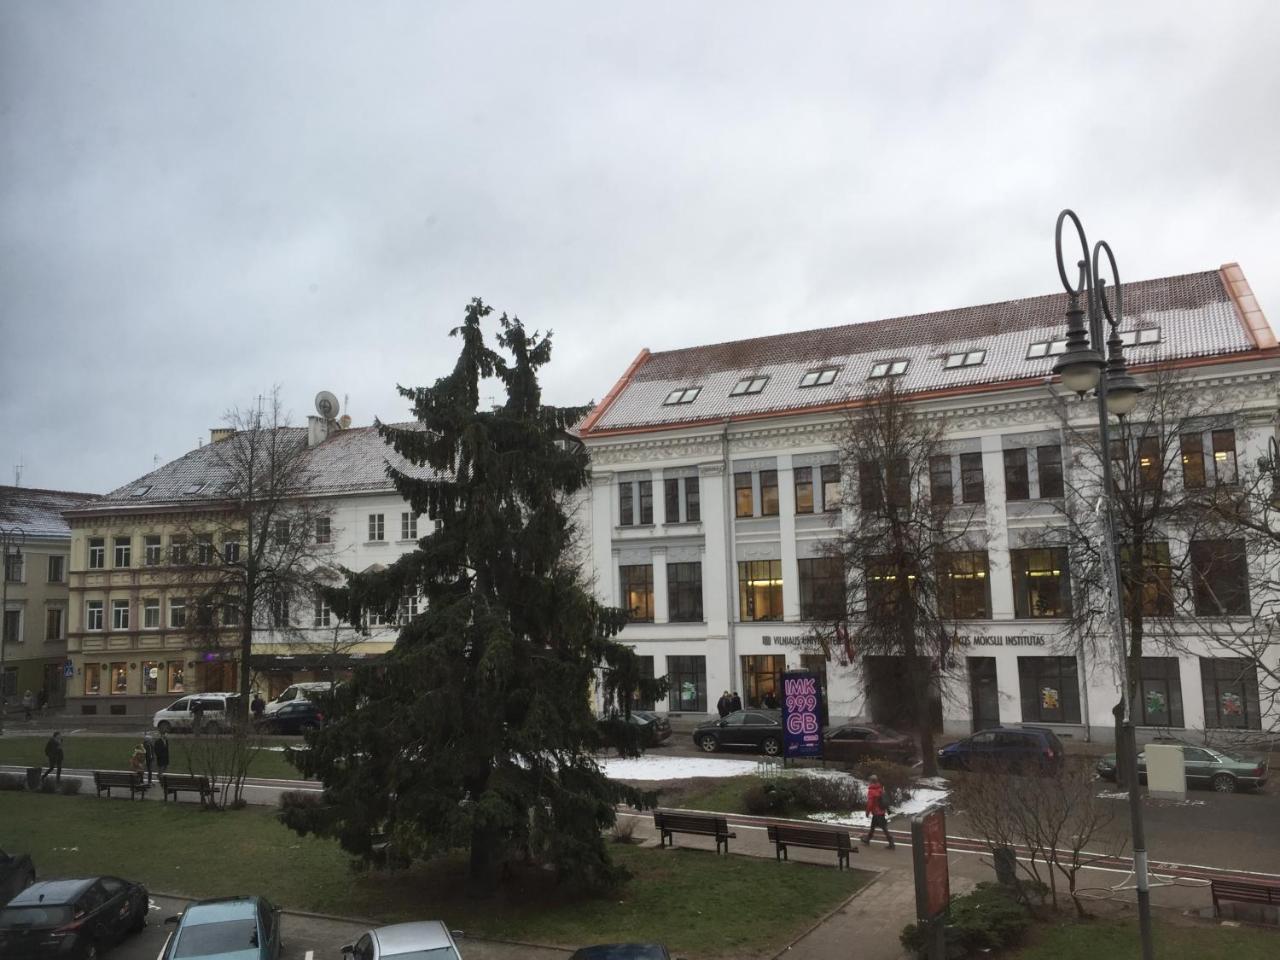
(263, 681, 336, 717)
(152, 693, 241, 733)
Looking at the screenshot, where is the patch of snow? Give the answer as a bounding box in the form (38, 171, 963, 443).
(806, 787, 949, 828)
(1096, 791, 1129, 800)
(601, 755, 762, 781)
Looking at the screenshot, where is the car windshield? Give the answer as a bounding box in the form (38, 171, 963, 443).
(386, 949, 461, 960)
(0, 905, 73, 928)
(174, 918, 260, 957)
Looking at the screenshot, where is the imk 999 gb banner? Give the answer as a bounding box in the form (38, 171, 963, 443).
(782, 670, 824, 759)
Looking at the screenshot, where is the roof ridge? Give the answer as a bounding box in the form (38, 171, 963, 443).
(0, 485, 100, 499)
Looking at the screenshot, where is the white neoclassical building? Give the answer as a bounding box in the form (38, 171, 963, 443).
(575, 264, 1280, 743)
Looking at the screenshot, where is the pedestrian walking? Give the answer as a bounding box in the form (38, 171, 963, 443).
(730, 691, 742, 713)
(191, 698, 205, 734)
(142, 732, 156, 784)
(861, 774, 895, 849)
(41, 731, 64, 786)
(22, 690, 34, 721)
(154, 731, 170, 777)
(716, 690, 731, 718)
(251, 692, 266, 724)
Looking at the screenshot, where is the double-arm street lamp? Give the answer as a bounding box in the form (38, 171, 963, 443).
(0, 523, 28, 735)
(1050, 209, 1153, 960)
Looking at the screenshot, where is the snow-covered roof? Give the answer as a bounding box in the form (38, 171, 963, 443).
(0, 486, 100, 539)
(578, 267, 1272, 437)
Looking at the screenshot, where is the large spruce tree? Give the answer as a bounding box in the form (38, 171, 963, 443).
(283, 300, 662, 894)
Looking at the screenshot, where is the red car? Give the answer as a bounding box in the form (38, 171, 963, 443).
(822, 723, 915, 764)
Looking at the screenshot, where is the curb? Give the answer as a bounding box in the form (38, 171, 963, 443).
(768, 870, 887, 960)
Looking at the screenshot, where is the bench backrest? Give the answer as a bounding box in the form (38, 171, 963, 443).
(768, 824, 851, 849)
(162, 774, 210, 788)
(654, 811, 727, 833)
(1214, 879, 1280, 901)
(95, 771, 139, 784)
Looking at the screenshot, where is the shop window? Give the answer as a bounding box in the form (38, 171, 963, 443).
(1137, 657, 1183, 727)
(620, 565, 655, 623)
(667, 655, 706, 712)
(799, 556, 844, 621)
(84, 663, 101, 695)
(738, 560, 783, 622)
(141, 660, 161, 695)
(1011, 548, 1071, 619)
(1017, 656, 1081, 723)
(1199, 657, 1261, 730)
(111, 662, 128, 695)
(667, 562, 703, 622)
(742, 654, 786, 708)
(937, 551, 991, 619)
(167, 661, 186, 693)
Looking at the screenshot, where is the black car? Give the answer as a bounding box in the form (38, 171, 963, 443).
(570, 944, 672, 960)
(0, 876, 148, 960)
(0, 848, 35, 906)
(693, 710, 784, 756)
(259, 698, 325, 734)
(936, 725, 1065, 774)
(598, 710, 671, 752)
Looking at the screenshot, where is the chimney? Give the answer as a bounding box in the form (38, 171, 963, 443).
(210, 428, 234, 444)
(307, 415, 332, 447)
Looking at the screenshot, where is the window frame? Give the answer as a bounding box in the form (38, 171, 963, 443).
(367, 513, 385, 542)
(142, 599, 161, 630)
(1036, 445, 1064, 499)
(1017, 655, 1082, 724)
(667, 561, 704, 623)
(1189, 539, 1250, 616)
(1003, 448, 1030, 502)
(799, 367, 839, 388)
(47, 555, 65, 583)
(111, 599, 130, 631)
(113, 536, 131, 568)
(929, 455, 953, 506)
(734, 472, 754, 519)
(821, 464, 841, 513)
(88, 537, 105, 569)
(45, 606, 64, 641)
(142, 535, 162, 566)
(86, 600, 104, 632)
(936, 550, 992, 620)
(169, 597, 187, 629)
(1010, 547, 1071, 619)
(960, 452, 985, 504)
(1199, 657, 1262, 730)
(619, 564, 655, 623)
(401, 512, 418, 541)
(794, 466, 814, 514)
(798, 556, 844, 621)
(663, 386, 701, 405)
(1211, 429, 1238, 485)
(730, 376, 770, 396)
(738, 559, 783, 622)
(759, 470, 780, 517)
(314, 517, 331, 544)
(667, 655, 707, 712)
(1137, 657, 1183, 727)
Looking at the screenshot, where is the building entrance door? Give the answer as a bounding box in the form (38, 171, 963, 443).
(863, 656, 942, 732)
(740, 655, 786, 708)
(42, 662, 66, 708)
(968, 657, 1000, 732)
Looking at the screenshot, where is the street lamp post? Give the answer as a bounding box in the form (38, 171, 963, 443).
(0, 524, 28, 736)
(1050, 209, 1154, 960)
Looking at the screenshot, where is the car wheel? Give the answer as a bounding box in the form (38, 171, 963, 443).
(761, 737, 781, 757)
(698, 734, 719, 753)
(157, 721, 171, 734)
(1211, 773, 1237, 794)
(130, 906, 146, 933)
(300, 720, 318, 733)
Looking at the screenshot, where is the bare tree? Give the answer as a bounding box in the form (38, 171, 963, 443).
(818, 381, 982, 777)
(171, 388, 335, 722)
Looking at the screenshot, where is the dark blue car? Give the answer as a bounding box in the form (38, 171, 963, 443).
(937, 726, 1065, 774)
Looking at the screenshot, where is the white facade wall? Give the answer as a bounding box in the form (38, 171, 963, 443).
(582, 367, 1280, 745)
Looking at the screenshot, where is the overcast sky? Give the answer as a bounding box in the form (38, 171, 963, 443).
(3, 2, 1278, 494)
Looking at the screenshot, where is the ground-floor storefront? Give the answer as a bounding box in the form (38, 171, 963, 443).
(2, 656, 69, 711)
(619, 622, 1278, 744)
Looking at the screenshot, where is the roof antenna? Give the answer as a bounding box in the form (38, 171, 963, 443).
(13, 458, 22, 487)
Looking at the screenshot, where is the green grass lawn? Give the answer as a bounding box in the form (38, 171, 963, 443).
(0, 791, 871, 958)
(0, 734, 304, 780)
(1013, 916, 1280, 959)
(655, 776, 756, 814)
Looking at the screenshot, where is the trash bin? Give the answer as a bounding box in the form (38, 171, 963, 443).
(25, 767, 41, 790)
(994, 846, 1017, 887)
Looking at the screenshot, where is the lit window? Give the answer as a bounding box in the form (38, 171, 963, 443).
(868, 360, 908, 379)
(799, 368, 839, 388)
(730, 376, 770, 396)
(944, 350, 986, 369)
(663, 387, 701, 405)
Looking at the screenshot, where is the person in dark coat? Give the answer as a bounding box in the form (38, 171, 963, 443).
(153, 731, 170, 777)
(762, 691, 778, 710)
(251, 693, 266, 723)
(41, 731, 64, 786)
(716, 691, 731, 718)
(142, 733, 157, 784)
(191, 698, 205, 734)
(730, 691, 743, 713)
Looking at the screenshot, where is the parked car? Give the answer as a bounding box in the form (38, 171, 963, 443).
(0, 848, 35, 906)
(823, 723, 915, 765)
(258, 699, 325, 735)
(152, 693, 242, 734)
(936, 726, 1065, 774)
(599, 710, 671, 750)
(341, 921, 463, 960)
(1096, 742, 1269, 793)
(158, 896, 282, 960)
(0, 876, 148, 960)
(693, 710, 783, 756)
(570, 945, 672, 960)
(262, 682, 336, 718)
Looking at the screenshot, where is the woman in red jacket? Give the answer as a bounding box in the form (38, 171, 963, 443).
(862, 775, 896, 849)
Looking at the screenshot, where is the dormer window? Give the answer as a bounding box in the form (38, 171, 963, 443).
(868, 360, 909, 379)
(799, 367, 839, 388)
(944, 350, 986, 369)
(184, 482, 206, 495)
(663, 387, 701, 405)
(131, 485, 151, 498)
(1119, 327, 1161, 347)
(730, 376, 770, 396)
(1027, 339, 1068, 360)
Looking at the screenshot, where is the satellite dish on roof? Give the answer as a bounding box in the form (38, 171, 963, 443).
(315, 391, 340, 420)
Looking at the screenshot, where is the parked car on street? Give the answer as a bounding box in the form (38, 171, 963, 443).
(0, 876, 148, 960)
(258, 699, 325, 735)
(823, 723, 915, 765)
(0, 848, 35, 906)
(152, 693, 242, 734)
(1096, 742, 1269, 793)
(570, 944, 672, 960)
(599, 710, 671, 750)
(936, 726, 1065, 774)
(262, 681, 336, 718)
(693, 709, 783, 756)
(158, 895, 282, 960)
(341, 920, 463, 960)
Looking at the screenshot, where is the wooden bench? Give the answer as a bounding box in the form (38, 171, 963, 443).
(159, 773, 220, 806)
(1212, 877, 1280, 920)
(652, 809, 737, 855)
(92, 770, 151, 800)
(767, 823, 857, 870)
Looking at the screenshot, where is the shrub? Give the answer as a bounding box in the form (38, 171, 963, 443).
(743, 780, 792, 815)
(900, 883, 1032, 957)
(851, 760, 916, 808)
(38, 778, 57, 794)
(59, 780, 82, 796)
(610, 817, 638, 844)
(0, 773, 26, 791)
(743, 776, 864, 816)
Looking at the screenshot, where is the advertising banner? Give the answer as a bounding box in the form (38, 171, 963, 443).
(782, 670, 823, 759)
(911, 805, 950, 921)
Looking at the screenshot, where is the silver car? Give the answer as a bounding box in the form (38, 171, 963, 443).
(342, 921, 464, 960)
